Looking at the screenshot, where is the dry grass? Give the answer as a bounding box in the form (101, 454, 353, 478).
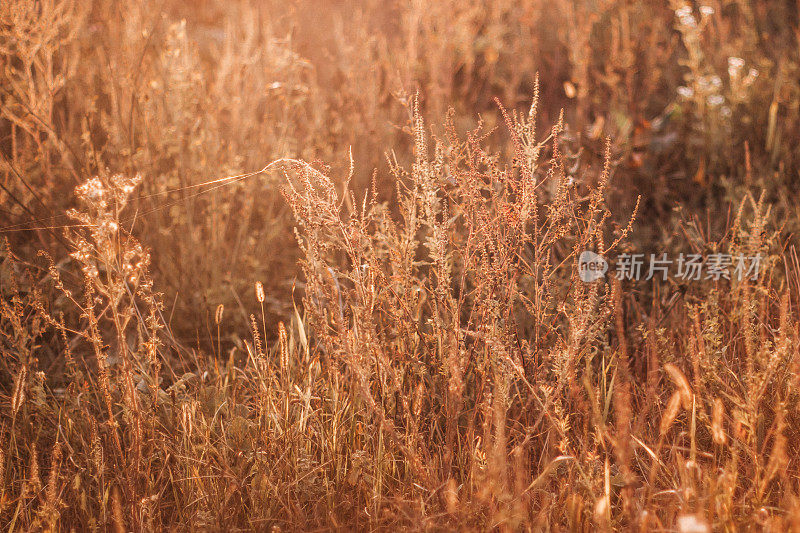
(2, 0, 800, 531)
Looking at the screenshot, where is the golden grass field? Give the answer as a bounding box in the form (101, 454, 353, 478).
(2, 0, 800, 530)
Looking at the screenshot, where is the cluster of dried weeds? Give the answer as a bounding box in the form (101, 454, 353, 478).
(2, 0, 800, 531)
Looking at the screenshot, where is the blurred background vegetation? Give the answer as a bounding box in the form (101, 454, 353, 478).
(2, 0, 798, 342)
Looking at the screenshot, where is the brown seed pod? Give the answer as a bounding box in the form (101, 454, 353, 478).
(660, 390, 682, 436)
(664, 363, 693, 410)
(712, 398, 726, 445)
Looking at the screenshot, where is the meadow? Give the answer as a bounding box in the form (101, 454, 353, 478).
(1, 0, 800, 530)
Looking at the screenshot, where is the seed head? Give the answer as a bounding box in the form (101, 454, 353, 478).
(660, 390, 682, 436)
(255, 281, 265, 303)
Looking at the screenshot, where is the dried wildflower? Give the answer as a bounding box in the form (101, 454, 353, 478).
(728, 57, 745, 78)
(675, 7, 698, 28)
